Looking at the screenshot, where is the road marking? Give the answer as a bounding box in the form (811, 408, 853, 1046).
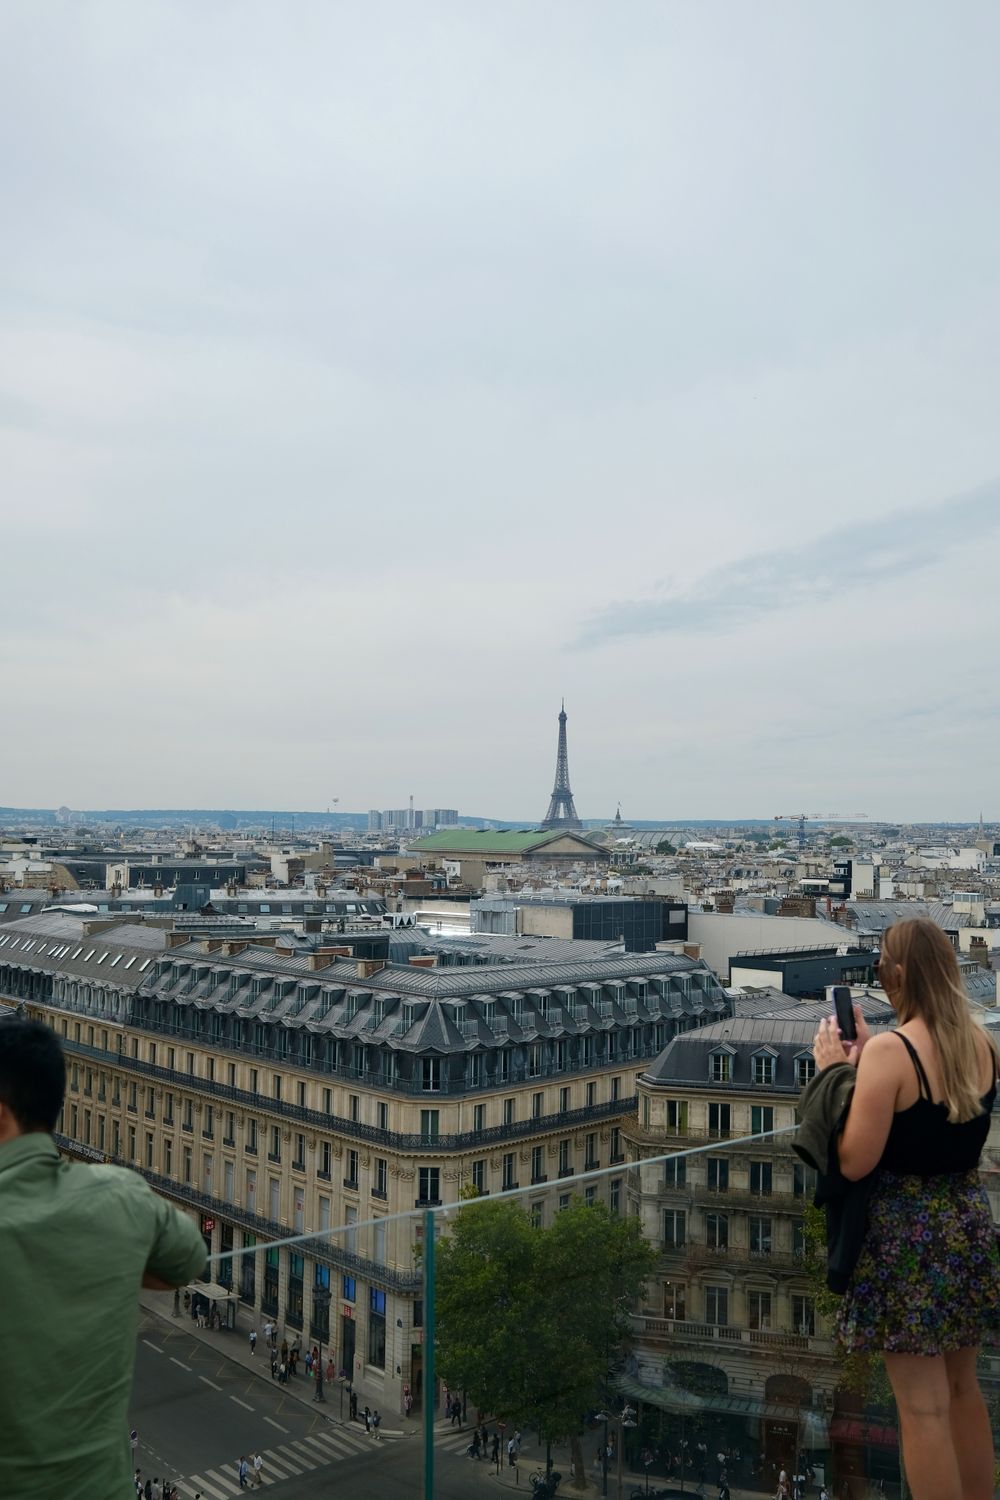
(275, 1444, 312, 1472)
(230, 1395, 255, 1411)
(184, 1477, 230, 1500)
(170, 1357, 191, 1371)
(142, 1339, 164, 1353)
(264, 1416, 289, 1432)
(199, 1375, 223, 1391)
(205, 1468, 242, 1495)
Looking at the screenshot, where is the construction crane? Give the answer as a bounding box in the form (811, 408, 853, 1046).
(773, 813, 870, 851)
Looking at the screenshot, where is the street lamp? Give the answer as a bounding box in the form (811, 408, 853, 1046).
(313, 1287, 331, 1403)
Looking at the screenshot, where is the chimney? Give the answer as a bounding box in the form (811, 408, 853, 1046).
(310, 947, 351, 969)
(221, 941, 248, 957)
(408, 955, 437, 968)
(356, 958, 386, 979)
(167, 931, 189, 949)
(682, 943, 701, 961)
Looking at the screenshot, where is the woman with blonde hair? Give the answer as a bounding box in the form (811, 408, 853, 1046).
(813, 918, 1000, 1500)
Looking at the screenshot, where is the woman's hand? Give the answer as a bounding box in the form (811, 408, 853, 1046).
(813, 1015, 854, 1070)
(813, 1003, 871, 1070)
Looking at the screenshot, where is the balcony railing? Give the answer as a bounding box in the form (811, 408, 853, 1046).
(57, 1036, 635, 1154)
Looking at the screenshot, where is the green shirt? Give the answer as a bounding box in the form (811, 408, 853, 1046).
(0, 1133, 207, 1500)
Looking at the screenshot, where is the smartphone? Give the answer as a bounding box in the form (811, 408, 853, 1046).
(831, 985, 857, 1042)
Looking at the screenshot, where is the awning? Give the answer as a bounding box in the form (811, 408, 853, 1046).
(187, 1280, 240, 1302)
(615, 1375, 829, 1443)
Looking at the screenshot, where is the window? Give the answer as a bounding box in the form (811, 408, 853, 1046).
(268, 1177, 280, 1220)
(345, 1206, 357, 1254)
(664, 1283, 686, 1320)
(705, 1285, 728, 1326)
(584, 1132, 598, 1169)
(610, 1178, 621, 1215)
(224, 1160, 235, 1201)
(241, 1233, 256, 1302)
(373, 1218, 386, 1263)
(708, 1103, 731, 1138)
(749, 1216, 772, 1255)
(585, 1078, 596, 1105)
(318, 1141, 331, 1178)
(752, 1053, 775, 1086)
(502, 1153, 516, 1190)
(144, 1132, 154, 1168)
(663, 1209, 686, 1249)
(794, 1163, 817, 1199)
(418, 1166, 440, 1204)
(420, 1110, 440, 1143)
(705, 1212, 728, 1250)
(346, 1149, 359, 1187)
(793, 1222, 806, 1258)
(164, 1139, 173, 1176)
(559, 1086, 570, 1114)
(375, 1158, 387, 1197)
(349, 1093, 359, 1122)
(584, 1185, 597, 1207)
(293, 1133, 305, 1170)
(368, 1288, 386, 1369)
(472, 1103, 484, 1133)
(471, 1159, 486, 1194)
(182, 1145, 191, 1183)
(224, 1111, 235, 1145)
(707, 1157, 729, 1192)
(247, 1119, 258, 1155)
(262, 1248, 279, 1316)
(610, 1127, 623, 1162)
(503, 1097, 515, 1125)
(377, 1101, 388, 1131)
(283, 1249, 305, 1326)
(246, 1167, 256, 1206)
(747, 1290, 772, 1331)
(750, 1105, 774, 1135)
(269, 1126, 281, 1162)
(531, 1145, 545, 1183)
(792, 1294, 816, 1336)
(666, 1100, 688, 1134)
(558, 1139, 570, 1176)
(611, 1075, 621, 1101)
(532, 1091, 543, 1119)
(530, 1202, 543, 1229)
(795, 1055, 816, 1088)
(750, 1161, 773, 1196)
(665, 1152, 689, 1188)
(422, 1057, 441, 1092)
(710, 1051, 732, 1083)
(470, 1054, 484, 1087)
(343, 1275, 356, 1302)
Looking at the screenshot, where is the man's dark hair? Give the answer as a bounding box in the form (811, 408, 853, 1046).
(0, 1017, 66, 1131)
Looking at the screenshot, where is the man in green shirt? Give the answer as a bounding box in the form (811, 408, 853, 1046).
(0, 1018, 208, 1500)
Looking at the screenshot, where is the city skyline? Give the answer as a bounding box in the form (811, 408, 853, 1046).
(3, 3, 1000, 818)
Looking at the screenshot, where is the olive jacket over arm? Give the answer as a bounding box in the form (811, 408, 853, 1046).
(794, 1062, 879, 1293)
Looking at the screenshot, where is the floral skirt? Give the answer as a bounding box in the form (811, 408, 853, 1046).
(835, 1169, 1000, 1355)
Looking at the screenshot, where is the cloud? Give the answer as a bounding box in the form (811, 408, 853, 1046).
(576, 482, 1000, 645)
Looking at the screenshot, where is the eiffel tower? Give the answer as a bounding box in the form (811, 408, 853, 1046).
(541, 701, 582, 830)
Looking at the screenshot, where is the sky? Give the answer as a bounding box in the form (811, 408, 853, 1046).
(2, 1, 999, 822)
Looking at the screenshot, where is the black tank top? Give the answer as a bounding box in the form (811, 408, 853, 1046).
(879, 1032, 996, 1176)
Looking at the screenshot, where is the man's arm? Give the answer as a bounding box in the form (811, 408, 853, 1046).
(141, 1272, 180, 1290)
(143, 1186, 210, 1287)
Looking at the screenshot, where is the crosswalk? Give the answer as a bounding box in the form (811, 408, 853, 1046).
(172, 1423, 376, 1498)
(434, 1421, 504, 1461)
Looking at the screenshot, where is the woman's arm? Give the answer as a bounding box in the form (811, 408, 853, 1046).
(836, 1031, 902, 1181)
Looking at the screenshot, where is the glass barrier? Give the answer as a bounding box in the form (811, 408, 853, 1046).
(52, 1124, 1000, 1498)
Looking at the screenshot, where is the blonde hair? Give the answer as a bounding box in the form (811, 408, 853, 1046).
(884, 918, 999, 1124)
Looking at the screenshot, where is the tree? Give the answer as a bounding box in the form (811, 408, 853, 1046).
(435, 1197, 656, 1487)
(654, 841, 676, 855)
(829, 835, 853, 848)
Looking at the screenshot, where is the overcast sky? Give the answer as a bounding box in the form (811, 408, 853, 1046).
(3, 2, 999, 822)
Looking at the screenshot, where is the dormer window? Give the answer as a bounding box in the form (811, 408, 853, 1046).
(752, 1049, 777, 1086)
(795, 1054, 817, 1088)
(710, 1048, 734, 1084)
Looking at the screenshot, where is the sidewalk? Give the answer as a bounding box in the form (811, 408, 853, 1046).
(139, 1289, 412, 1438)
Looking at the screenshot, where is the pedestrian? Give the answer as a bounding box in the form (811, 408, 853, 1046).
(144, 1479, 152, 1500)
(491, 1433, 500, 1465)
(280, 1338, 288, 1365)
(470, 1430, 481, 1460)
(327, 1359, 335, 1384)
(252, 1451, 263, 1488)
(450, 1395, 460, 1426)
(507, 1437, 516, 1468)
(249, 1329, 257, 1356)
(350, 1391, 358, 1422)
(270, 1352, 278, 1380)
(237, 1455, 249, 1489)
(278, 1360, 287, 1384)
(134, 1469, 142, 1496)
(809, 918, 1000, 1500)
(152, 1479, 161, 1500)
(479, 1422, 488, 1454)
(373, 1410, 382, 1441)
(718, 1483, 730, 1500)
(263, 1320, 272, 1347)
(305, 1350, 313, 1376)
